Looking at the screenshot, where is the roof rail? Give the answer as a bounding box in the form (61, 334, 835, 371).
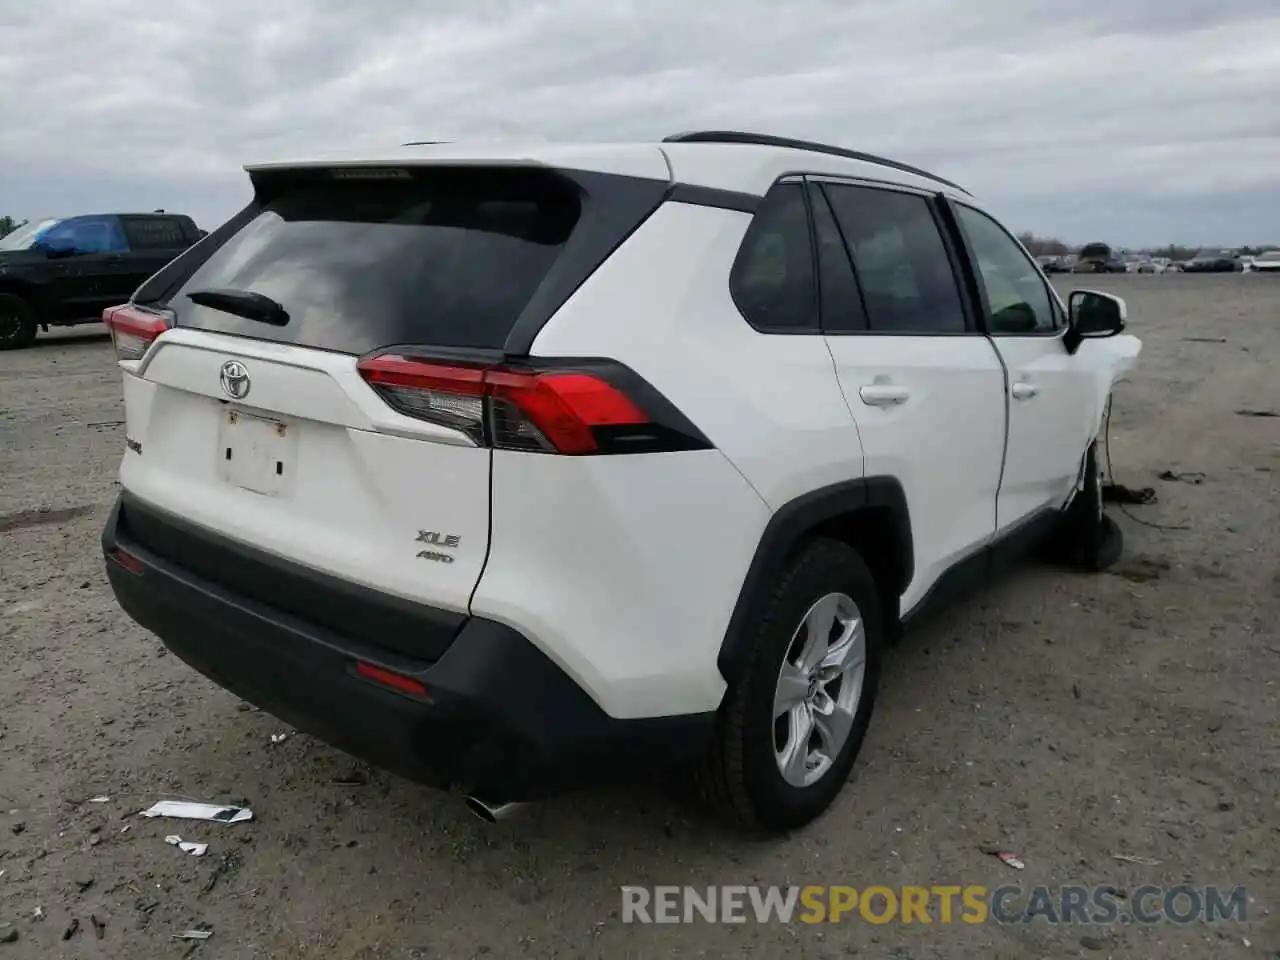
(661, 130, 970, 195)
(402, 140, 449, 146)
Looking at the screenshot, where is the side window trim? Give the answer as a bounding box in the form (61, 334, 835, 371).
(805, 179, 869, 334)
(813, 177, 976, 337)
(944, 198, 1065, 339)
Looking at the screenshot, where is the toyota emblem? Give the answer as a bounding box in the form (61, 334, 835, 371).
(219, 360, 251, 400)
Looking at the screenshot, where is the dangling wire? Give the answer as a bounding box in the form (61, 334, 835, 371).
(1102, 394, 1190, 531)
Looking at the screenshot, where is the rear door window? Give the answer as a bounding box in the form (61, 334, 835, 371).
(120, 216, 189, 251)
(166, 168, 583, 353)
(821, 184, 968, 335)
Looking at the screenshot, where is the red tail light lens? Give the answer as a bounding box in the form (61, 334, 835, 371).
(357, 354, 650, 455)
(103, 304, 168, 362)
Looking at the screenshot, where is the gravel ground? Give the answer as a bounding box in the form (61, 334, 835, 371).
(0, 275, 1277, 959)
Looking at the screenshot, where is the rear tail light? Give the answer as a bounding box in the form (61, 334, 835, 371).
(358, 354, 670, 455)
(103, 304, 169, 362)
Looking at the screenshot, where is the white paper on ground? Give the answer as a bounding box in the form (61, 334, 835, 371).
(164, 834, 209, 856)
(140, 801, 252, 823)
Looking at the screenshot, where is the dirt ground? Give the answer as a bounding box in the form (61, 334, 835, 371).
(1, 274, 1276, 959)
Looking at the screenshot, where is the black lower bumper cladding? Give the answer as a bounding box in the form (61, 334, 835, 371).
(102, 494, 713, 801)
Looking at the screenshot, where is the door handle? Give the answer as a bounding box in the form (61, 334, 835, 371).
(859, 384, 911, 407)
(1011, 380, 1039, 400)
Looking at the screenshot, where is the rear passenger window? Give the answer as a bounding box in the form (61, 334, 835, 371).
(122, 217, 188, 250)
(729, 182, 817, 331)
(821, 184, 967, 334)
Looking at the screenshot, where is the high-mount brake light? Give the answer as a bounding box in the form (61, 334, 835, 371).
(103, 304, 168, 362)
(356, 354, 650, 455)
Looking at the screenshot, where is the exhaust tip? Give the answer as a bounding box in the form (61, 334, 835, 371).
(465, 796, 497, 823)
(464, 795, 523, 823)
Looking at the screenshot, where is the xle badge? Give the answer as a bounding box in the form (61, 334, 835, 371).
(416, 530, 460, 564)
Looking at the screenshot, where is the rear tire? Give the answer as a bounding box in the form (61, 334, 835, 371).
(0, 293, 38, 350)
(695, 538, 883, 833)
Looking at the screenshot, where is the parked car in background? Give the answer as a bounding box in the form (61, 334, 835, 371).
(1073, 242, 1126, 274)
(0, 211, 203, 349)
(1252, 250, 1280, 273)
(1036, 254, 1069, 274)
(1182, 249, 1242, 273)
(1137, 257, 1172, 274)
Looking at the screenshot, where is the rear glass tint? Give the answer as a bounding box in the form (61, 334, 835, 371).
(168, 168, 582, 353)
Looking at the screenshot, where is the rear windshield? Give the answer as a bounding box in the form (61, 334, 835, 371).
(167, 168, 582, 353)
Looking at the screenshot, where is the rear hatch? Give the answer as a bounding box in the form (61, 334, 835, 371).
(107, 162, 667, 661)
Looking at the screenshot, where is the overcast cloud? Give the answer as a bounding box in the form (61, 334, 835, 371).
(1, 0, 1277, 246)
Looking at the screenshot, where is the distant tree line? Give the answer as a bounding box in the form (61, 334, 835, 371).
(1017, 231, 1275, 259)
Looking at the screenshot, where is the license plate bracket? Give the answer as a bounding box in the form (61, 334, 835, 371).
(216, 409, 297, 496)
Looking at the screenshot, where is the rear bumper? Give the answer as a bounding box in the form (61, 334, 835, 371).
(102, 494, 714, 801)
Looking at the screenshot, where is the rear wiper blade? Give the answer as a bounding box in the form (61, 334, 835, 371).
(186, 288, 290, 326)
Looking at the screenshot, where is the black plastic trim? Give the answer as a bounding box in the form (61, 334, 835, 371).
(666, 183, 760, 214)
(501, 170, 671, 355)
(102, 495, 714, 800)
(663, 130, 971, 196)
(717, 477, 912, 685)
(900, 508, 1060, 634)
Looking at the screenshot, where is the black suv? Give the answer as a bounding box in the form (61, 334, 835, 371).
(0, 212, 203, 349)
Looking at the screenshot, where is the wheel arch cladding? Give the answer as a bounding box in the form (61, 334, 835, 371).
(717, 477, 912, 686)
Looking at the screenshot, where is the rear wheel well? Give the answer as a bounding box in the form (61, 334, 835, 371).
(0, 281, 44, 318)
(808, 508, 908, 633)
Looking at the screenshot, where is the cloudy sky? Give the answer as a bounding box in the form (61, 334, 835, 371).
(1, 0, 1277, 247)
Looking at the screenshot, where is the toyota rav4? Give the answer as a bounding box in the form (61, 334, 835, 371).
(100, 131, 1140, 833)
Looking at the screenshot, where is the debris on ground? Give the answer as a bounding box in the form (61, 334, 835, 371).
(201, 851, 241, 896)
(9, 823, 24, 836)
(1157, 469, 1205, 484)
(0, 923, 17, 943)
(31, 907, 43, 922)
(140, 801, 252, 824)
(1182, 336, 1228, 343)
(331, 771, 368, 786)
(1080, 935, 1106, 951)
(86, 796, 110, 804)
(1103, 482, 1157, 504)
(91, 914, 106, 939)
(1235, 409, 1278, 418)
(75, 879, 94, 893)
(1112, 853, 1161, 865)
(174, 926, 213, 940)
(981, 846, 1026, 869)
(269, 733, 289, 745)
(165, 835, 209, 857)
(61, 918, 80, 940)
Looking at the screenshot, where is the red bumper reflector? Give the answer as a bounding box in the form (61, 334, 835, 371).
(109, 547, 146, 574)
(355, 661, 428, 698)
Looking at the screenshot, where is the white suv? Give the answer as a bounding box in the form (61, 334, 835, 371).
(100, 131, 1140, 833)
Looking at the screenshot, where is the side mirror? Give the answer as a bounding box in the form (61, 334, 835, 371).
(1065, 289, 1126, 353)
